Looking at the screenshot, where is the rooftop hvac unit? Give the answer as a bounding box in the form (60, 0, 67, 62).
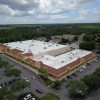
(20, 41, 22, 43)
(61, 60, 64, 63)
(31, 44, 34, 46)
(28, 49, 32, 52)
(43, 42, 45, 44)
(70, 57, 72, 59)
(44, 47, 47, 49)
(46, 58, 49, 60)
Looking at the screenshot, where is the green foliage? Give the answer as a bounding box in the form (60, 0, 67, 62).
(52, 80, 61, 90)
(0, 87, 17, 100)
(73, 35, 79, 42)
(81, 74, 100, 90)
(0, 60, 5, 68)
(41, 92, 60, 100)
(83, 34, 95, 42)
(38, 68, 48, 79)
(4, 67, 21, 77)
(67, 80, 88, 97)
(0, 58, 9, 68)
(0, 23, 100, 43)
(3, 61, 9, 68)
(93, 68, 100, 78)
(79, 42, 96, 51)
(11, 79, 31, 94)
(61, 38, 69, 43)
(4, 91, 17, 100)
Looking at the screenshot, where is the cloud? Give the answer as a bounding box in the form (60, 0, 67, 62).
(0, 0, 96, 17)
(79, 9, 88, 20)
(0, 0, 99, 24)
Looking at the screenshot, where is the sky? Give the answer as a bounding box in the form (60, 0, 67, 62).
(0, 0, 100, 24)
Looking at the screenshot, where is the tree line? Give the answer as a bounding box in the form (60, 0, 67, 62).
(0, 23, 100, 43)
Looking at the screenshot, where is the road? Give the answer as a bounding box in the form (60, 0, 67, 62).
(0, 54, 100, 100)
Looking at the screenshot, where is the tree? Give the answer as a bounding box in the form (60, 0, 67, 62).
(83, 34, 95, 42)
(11, 79, 31, 95)
(3, 61, 9, 68)
(53, 80, 61, 90)
(0, 60, 4, 68)
(0, 87, 16, 100)
(72, 35, 79, 42)
(38, 68, 48, 79)
(0, 60, 9, 69)
(4, 91, 17, 100)
(81, 74, 100, 90)
(79, 42, 96, 51)
(93, 68, 100, 77)
(4, 67, 21, 77)
(41, 92, 60, 100)
(67, 80, 88, 97)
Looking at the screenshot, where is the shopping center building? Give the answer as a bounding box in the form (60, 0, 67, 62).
(0, 39, 96, 81)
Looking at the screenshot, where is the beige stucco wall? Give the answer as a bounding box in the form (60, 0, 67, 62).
(47, 46, 70, 56)
(33, 45, 70, 58)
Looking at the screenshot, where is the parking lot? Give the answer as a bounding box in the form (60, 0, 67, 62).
(0, 54, 55, 97)
(0, 54, 100, 100)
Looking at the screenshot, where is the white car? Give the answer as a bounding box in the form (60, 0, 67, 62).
(82, 66, 86, 69)
(31, 76, 35, 80)
(23, 78, 29, 82)
(24, 94, 32, 100)
(79, 68, 84, 72)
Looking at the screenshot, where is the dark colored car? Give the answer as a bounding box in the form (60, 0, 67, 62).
(36, 89, 43, 94)
(67, 75, 72, 79)
(72, 73, 77, 76)
(62, 78, 68, 82)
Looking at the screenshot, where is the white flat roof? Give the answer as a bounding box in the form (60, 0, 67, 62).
(33, 49, 92, 69)
(4, 40, 67, 55)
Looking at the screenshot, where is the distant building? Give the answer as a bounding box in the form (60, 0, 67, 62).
(63, 34, 75, 41)
(0, 40, 96, 81)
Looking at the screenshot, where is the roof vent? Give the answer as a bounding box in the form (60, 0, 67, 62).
(28, 49, 32, 52)
(46, 58, 49, 60)
(31, 44, 34, 46)
(44, 47, 47, 49)
(20, 41, 22, 43)
(61, 60, 64, 63)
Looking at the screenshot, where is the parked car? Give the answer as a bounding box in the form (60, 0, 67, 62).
(82, 66, 86, 69)
(36, 89, 43, 94)
(79, 68, 84, 72)
(31, 76, 35, 80)
(94, 59, 98, 62)
(62, 78, 68, 82)
(23, 78, 29, 82)
(67, 75, 72, 79)
(29, 98, 35, 100)
(24, 94, 32, 100)
(0, 76, 2, 79)
(72, 73, 77, 76)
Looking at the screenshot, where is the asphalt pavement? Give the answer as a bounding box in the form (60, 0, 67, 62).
(0, 54, 100, 100)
